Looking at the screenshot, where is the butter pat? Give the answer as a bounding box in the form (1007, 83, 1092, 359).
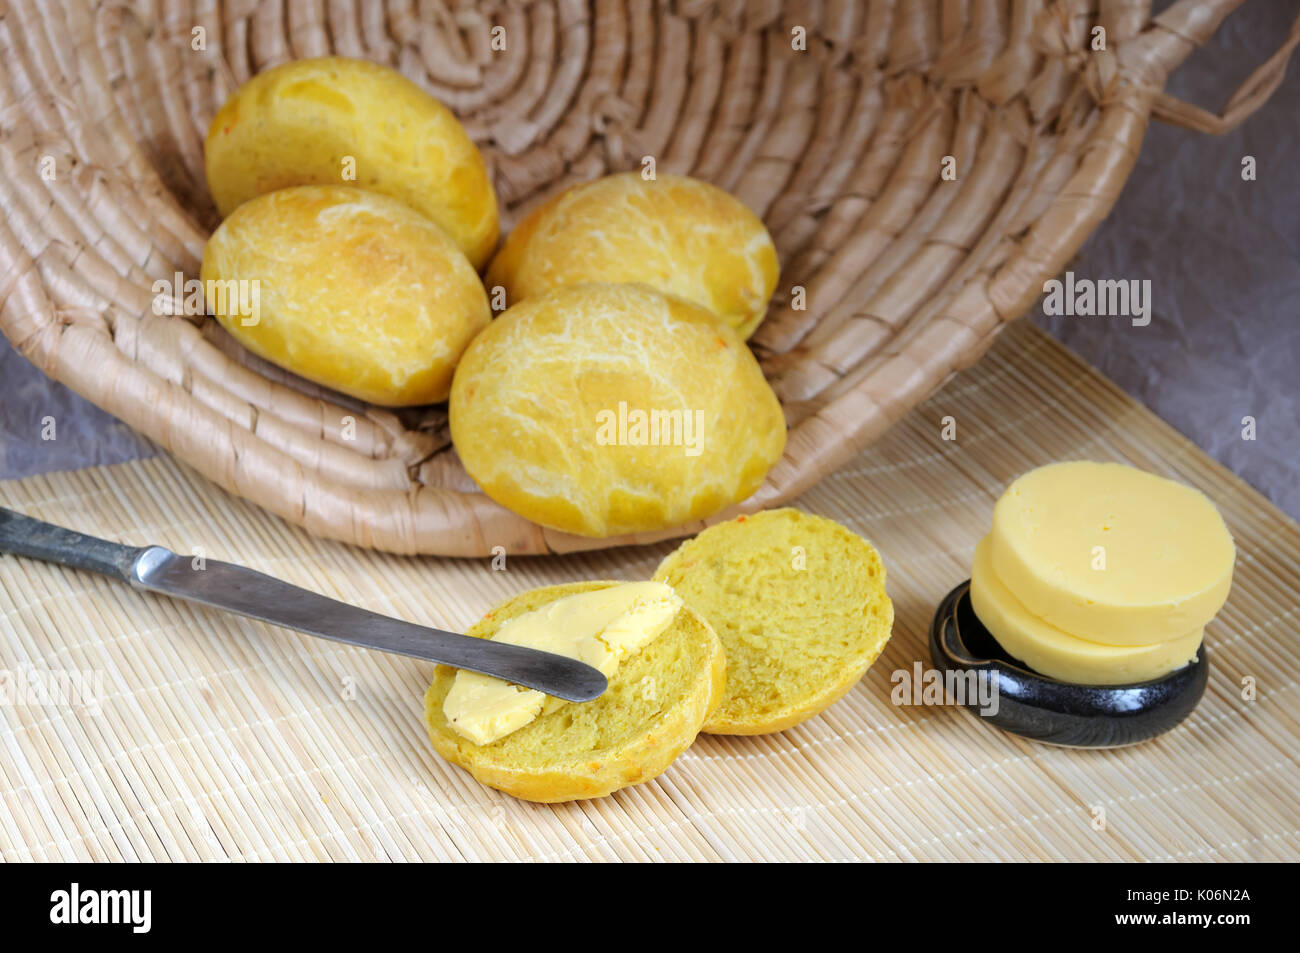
(443, 582, 683, 745)
(971, 537, 1203, 685)
(989, 462, 1234, 646)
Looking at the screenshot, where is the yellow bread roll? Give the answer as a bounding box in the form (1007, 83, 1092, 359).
(424, 581, 726, 802)
(205, 56, 498, 268)
(970, 537, 1203, 685)
(449, 282, 787, 537)
(653, 508, 894, 734)
(990, 461, 1235, 646)
(202, 186, 490, 406)
(442, 581, 683, 745)
(486, 173, 779, 338)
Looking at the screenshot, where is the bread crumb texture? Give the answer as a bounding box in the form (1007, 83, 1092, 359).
(486, 172, 778, 338)
(654, 508, 894, 734)
(424, 581, 726, 802)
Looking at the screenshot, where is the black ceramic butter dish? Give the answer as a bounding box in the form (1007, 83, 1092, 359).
(929, 581, 1208, 748)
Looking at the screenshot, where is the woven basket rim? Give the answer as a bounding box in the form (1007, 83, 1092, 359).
(2, 0, 1295, 555)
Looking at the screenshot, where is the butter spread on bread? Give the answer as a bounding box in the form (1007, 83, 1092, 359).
(442, 582, 683, 745)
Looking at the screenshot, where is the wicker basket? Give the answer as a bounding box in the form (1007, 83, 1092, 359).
(2, 0, 1295, 556)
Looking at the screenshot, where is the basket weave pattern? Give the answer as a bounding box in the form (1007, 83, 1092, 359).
(1, 0, 1294, 555)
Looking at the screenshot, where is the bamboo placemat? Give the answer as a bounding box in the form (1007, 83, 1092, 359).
(1, 322, 1296, 862)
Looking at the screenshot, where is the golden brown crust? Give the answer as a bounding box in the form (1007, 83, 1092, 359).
(201, 186, 490, 406)
(485, 172, 778, 338)
(448, 283, 786, 537)
(423, 581, 725, 802)
(205, 56, 499, 268)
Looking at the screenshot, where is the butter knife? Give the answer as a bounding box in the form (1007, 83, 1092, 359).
(0, 507, 607, 703)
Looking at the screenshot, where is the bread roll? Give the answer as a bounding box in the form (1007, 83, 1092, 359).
(449, 282, 786, 536)
(205, 56, 498, 268)
(201, 185, 490, 406)
(486, 173, 778, 338)
(654, 508, 895, 734)
(424, 581, 726, 802)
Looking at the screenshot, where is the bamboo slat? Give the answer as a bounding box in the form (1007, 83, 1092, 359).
(1, 323, 1296, 862)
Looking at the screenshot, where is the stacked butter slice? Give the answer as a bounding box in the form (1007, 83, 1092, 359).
(970, 462, 1236, 685)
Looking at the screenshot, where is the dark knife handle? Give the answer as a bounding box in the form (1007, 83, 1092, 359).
(0, 507, 609, 702)
(0, 506, 147, 581)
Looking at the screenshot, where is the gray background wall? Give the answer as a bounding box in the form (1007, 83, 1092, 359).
(2, 2, 1297, 517)
(1037, 0, 1299, 518)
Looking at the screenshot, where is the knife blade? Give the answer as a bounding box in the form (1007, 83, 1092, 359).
(0, 507, 607, 703)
